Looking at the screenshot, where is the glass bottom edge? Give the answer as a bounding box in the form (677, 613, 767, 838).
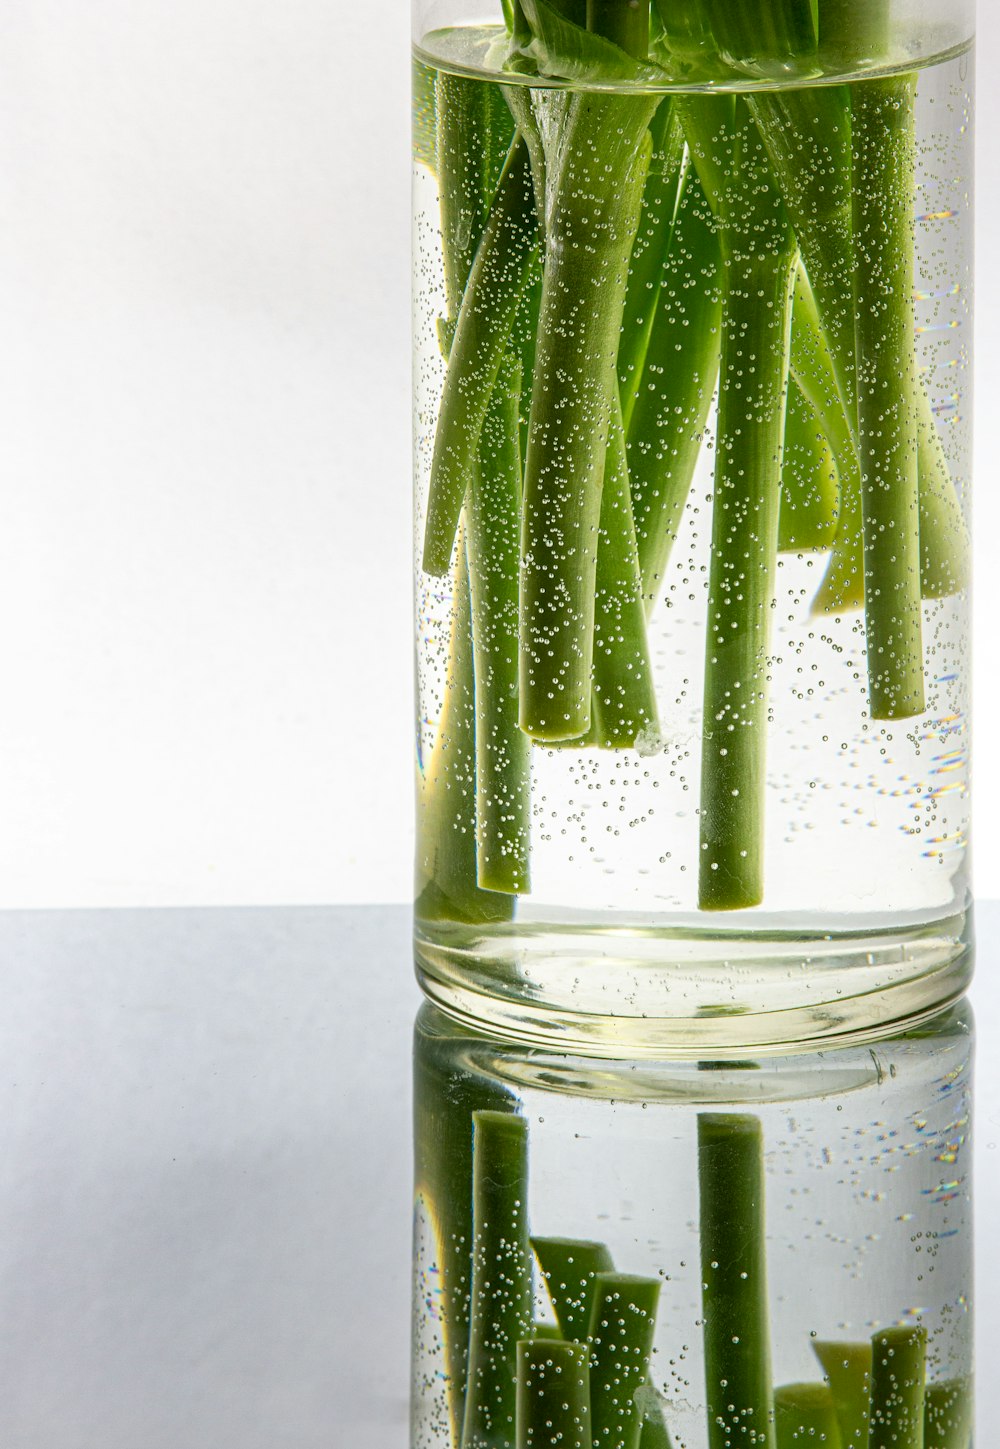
(413, 910, 973, 1058)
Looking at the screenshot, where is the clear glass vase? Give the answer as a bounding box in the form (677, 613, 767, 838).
(412, 0, 974, 1050)
(411, 998, 974, 1449)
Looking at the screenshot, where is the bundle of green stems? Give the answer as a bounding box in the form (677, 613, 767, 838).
(416, 0, 968, 919)
(415, 1098, 972, 1449)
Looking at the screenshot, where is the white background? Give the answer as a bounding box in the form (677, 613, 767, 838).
(0, 1, 992, 908)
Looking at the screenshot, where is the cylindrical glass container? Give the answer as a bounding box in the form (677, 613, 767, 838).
(412, 0, 975, 1050)
(411, 998, 974, 1449)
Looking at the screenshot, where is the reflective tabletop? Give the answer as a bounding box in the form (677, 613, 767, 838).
(0, 903, 992, 1447)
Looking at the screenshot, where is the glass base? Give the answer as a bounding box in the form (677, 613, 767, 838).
(414, 906, 973, 1058)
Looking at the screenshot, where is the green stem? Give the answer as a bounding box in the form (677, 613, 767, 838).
(587, 0, 651, 58)
(915, 402, 971, 601)
(793, 269, 945, 619)
(425, 135, 539, 578)
(590, 395, 660, 747)
(756, 80, 968, 601)
(488, 87, 520, 195)
(508, 0, 534, 50)
(698, 103, 797, 912)
(587, 1272, 661, 1449)
(436, 74, 496, 321)
(752, 90, 969, 616)
(513, 258, 544, 473)
(420, 81, 526, 916)
(520, 0, 586, 28)
(788, 269, 867, 614)
(501, 85, 548, 229)
(414, 57, 439, 175)
(652, 0, 715, 66)
(704, 0, 815, 71)
(924, 1377, 972, 1449)
(516, 1339, 592, 1449)
(818, 0, 890, 62)
(413, 1009, 518, 1448)
(462, 1111, 534, 1449)
(519, 95, 658, 740)
(744, 84, 855, 425)
(782, 263, 846, 449)
(736, 84, 870, 625)
(778, 381, 839, 553)
(774, 1384, 843, 1448)
(681, 96, 796, 911)
(533, 1238, 675, 1449)
(852, 75, 925, 720)
(419, 73, 526, 922)
(746, 54, 958, 714)
(675, 93, 734, 219)
(813, 1340, 872, 1448)
(698, 1114, 776, 1449)
(628, 159, 723, 609)
(618, 102, 685, 431)
(868, 1326, 927, 1449)
(416, 536, 516, 925)
(533, 1237, 615, 1346)
(467, 359, 532, 894)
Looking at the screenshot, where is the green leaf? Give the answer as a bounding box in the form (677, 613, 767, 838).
(519, 0, 664, 82)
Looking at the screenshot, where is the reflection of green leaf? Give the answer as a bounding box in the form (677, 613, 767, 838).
(519, 0, 664, 82)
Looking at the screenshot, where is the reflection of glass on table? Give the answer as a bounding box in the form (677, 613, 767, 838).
(413, 999, 974, 1449)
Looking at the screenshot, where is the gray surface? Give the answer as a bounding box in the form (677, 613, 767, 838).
(0, 903, 993, 1446)
(0, 905, 414, 1449)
